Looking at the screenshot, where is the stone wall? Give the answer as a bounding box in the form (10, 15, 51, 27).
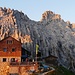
(9, 66, 19, 74)
(0, 62, 9, 75)
(0, 62, 38, 75)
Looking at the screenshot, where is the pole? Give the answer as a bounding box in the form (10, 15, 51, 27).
(36, 44, 39, 64)
(36, 52, 37, 64)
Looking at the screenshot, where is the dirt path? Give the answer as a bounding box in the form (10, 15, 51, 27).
(38, 67, 55, 75)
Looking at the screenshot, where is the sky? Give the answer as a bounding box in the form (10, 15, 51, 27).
(0, 0, 75, 23)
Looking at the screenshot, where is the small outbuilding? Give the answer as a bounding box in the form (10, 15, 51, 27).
(44, 55, 58, 66)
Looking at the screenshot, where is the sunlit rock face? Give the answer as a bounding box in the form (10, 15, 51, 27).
(40, 10, 61, 22)
(0, 7, 75, 72)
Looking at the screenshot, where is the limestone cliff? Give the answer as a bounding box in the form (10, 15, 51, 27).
(0, 7, 75, 72)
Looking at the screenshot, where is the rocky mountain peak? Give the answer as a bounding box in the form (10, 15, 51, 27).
(41, 10, 61, 21)
(0, 7, 13, 16)
(0, 7, 30, 41)
(0, 7, 29, 22)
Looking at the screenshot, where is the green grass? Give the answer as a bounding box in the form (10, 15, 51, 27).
(47, 66, 75, 75)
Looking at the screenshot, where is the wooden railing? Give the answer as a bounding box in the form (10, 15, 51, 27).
(10, 61, 38, 66)
(10, 62, 19, 66)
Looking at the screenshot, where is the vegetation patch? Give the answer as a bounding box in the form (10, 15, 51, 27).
(47, 66, 75, 75)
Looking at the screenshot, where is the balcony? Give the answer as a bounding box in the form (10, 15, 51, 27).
(10, 62, 19, 66)
(10, 61, 38, 66)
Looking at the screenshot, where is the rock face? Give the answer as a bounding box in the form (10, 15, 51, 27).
(0, 7, 75, 72)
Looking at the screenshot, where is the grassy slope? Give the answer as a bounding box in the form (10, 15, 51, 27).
(47, 66, 75, 75)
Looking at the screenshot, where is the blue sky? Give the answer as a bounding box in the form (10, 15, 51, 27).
(0, 0, 75, 23)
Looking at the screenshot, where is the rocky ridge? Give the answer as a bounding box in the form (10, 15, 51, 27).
(0, 7, 75, 72)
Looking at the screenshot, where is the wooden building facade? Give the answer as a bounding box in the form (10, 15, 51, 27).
(0, 36, 21, 62)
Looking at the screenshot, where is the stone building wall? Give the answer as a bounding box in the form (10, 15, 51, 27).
(0, 62, 38, 75)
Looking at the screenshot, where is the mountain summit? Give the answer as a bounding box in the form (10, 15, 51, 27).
(41, 10, 61, 21)
(0, 7, 75, 72)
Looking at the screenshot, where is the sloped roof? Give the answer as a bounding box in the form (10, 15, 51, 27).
(44, 55, 58, 59)
(0, 36, 21, 44)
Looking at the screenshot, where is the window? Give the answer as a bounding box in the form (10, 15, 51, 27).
(7, 40, 13, 44)
(3, 58, 6, 62)
(11, 58, 15, 62)
(3, 48, 7, 52)
(12, 48, 15, 52)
